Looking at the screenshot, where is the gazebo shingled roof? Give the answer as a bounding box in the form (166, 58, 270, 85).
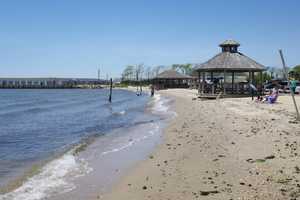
(194, 40, 266, 72)
(155, 70, 192, 79)
(194, 52, 265, 72)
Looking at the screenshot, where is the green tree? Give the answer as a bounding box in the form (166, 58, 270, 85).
(290, 65, 300, 80)
(121, 65, 135, 81)
(135, 64, 144, 81)
(254, 72, 272, 84)
(152, 65, 166, 77)
(171, 64, 181, 73)
(172, 63, 193, 75)
(182, 64, 193, 75)
(293, 65, 300, 73)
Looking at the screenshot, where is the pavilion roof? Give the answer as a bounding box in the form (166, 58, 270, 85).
(194, 44, 266, 72)
(154, 70, 192, 79)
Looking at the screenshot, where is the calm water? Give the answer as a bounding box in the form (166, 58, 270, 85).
(0, 89, 155, 189)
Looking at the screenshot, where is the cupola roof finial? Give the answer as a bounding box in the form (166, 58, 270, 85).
(219, 39, 240, 47)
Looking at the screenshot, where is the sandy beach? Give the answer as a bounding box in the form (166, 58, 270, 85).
(100, 89, 300, 200)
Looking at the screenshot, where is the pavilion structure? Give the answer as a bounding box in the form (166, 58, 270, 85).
(194, 40, 266, 98)
(152, 69, 193, 90)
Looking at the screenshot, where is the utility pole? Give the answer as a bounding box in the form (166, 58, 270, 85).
(279, 49, 300, 121)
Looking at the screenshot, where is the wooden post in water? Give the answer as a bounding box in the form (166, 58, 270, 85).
(108, 78, 112, 103)
(279, 49, 300, 121)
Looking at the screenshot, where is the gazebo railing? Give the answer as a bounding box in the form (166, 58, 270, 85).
(199, 82, 254, 95)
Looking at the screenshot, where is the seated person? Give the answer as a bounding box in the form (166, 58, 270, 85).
(263, 88, 278, 103)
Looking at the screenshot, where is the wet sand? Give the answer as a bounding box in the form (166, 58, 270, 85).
(100, 89, 300, 200)
(48, 93, 172, 200)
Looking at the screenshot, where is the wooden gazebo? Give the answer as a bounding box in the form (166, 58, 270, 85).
(194, 40, 266, 97)
(153, 70, 193, 90)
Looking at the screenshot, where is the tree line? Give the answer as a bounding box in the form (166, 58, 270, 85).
(121, 63, 193, 82)
(120, 63, 300, 86)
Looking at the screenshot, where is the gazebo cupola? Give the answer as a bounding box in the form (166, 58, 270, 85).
(219, 39, 240, 53)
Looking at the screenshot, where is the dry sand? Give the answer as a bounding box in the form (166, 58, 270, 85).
(99, 89, 300, 200)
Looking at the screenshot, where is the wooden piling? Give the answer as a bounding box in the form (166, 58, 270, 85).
(279, 50, 300, 121)
(108, 78, 112, 103)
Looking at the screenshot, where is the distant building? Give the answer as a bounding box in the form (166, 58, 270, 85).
(152, 70, 193, 90)
(0, 78, 106, 88)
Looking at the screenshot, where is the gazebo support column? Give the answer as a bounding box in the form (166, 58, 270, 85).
(231, 72, 234, 94)
(252, 72, 255, 89)
(249, 71, 253, 88)
(198, 71, 201, 94)
(249, 71, 255, 97)
(223, 70, 226, 95)
(201, 72, 205, 94)
(260, 71, 263, 96)
(210, 72, 214, 94)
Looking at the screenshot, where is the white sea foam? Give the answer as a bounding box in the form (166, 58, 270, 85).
(151, 94, 169, 113)
(112, 110, 126, 116)
(151, 94, 177, 118)
(101, 124, 160, 156)
(119, 110, 126, 115)
(0, 152, 92, 200)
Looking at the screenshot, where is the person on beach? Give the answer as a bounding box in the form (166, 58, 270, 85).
(290, 78, 297, 94)
(262, 87, 279, 104)
(150, 85, 155, 97)
(136, 85, 142, 96)
(249, 83, 259, 100)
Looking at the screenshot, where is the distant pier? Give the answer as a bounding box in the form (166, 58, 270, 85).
(0, 78, 108, 89)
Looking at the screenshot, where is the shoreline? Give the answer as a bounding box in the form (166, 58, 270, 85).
(48, 92, 174, 200)
(101, 89, 300, 200)
(0, 89, 170, 200)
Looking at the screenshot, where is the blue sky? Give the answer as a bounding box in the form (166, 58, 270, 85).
(0, 0, 299, 78)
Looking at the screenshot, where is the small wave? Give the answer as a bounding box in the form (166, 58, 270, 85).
(112, 110, 126, 116)
(0, 107, 50, 118)
(119, 110, 126, 115)
(101, 124, 159, 156)
(0, 151, 92, 200)
(151, 94, 169, 113)
(101, 140, 134, 155)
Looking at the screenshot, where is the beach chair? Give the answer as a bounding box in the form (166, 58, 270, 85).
(267, 94, 278, 104)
